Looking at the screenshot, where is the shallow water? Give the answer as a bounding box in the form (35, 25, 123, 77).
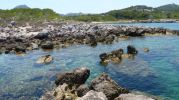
(0, 36, 179, 100)
(113, 23, 179, 30)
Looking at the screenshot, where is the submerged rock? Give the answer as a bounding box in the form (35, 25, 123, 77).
(90, 73, 129, 100)
(36, 55, 53, 64)
(144, 48, 150, 52)
(55, 67, 90, 86)
(77, 90, 107, 100)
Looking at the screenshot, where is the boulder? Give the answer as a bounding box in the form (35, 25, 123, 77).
(77, 90, 107, 100)
(34, 32, 49, 39)
(55, 67, 90, 86)
(40, 83, 78, 100)
(76, 84, 90, 97)
(90, 73, 129, 100)
(127, 45, 138, 54)
(114, 93, 155, 100)
(36, 55, 53, 64)
(41, 41, 54, 49)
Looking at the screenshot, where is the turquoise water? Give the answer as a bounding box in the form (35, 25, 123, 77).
(0, 36, 179, 100)
(113, 23, 179, 30)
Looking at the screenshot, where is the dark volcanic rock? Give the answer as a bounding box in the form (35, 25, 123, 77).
(127, 45, 138, 54)
(55, 67, 90, 86)
(90, 73, 129, 100)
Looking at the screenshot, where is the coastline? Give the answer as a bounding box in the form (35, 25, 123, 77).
(0, 21, 179, 99)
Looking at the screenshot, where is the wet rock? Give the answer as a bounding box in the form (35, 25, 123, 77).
(41, 41, 54, 49)
(111, 49, 124, 58)
(114, 93, 155, 100)
(99, 53, 108, 61)
(15, 46, 26, 53)
(90, 73, 129, 100)
(76, 84, 90, 97)
(144, 48, 150, 52)
(127, 45, 138, 54)
(36, 55, 53, 64)
(55, 67, 90, 86)
(77, 90, 107, 100)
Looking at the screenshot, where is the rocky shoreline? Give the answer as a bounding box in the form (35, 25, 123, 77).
(0, 21, 179, 54)
(40, 67, 158, 100)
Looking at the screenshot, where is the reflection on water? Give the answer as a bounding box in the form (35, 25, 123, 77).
(0, 36, 179, 100)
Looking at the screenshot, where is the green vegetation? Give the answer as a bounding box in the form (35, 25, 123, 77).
(0, 8, 61, 24)
(1, 4, 179, 24)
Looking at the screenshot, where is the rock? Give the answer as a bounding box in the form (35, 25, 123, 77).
(36, 55, 53, 64)
(99, 53, 108, 61)
(15, 46, 26, 53)
(40, 83, 78, 100)
(77, 90, 108, 100)
(114, 93, 155, 100)
(31, 43, 38, 50)
(90, 73, 129, 100)
(105, 35, 115, 44)
(55, 67, 90, 86)
(127, 45, 138, 54)
(41, 41, 54, 49)
(111, 49, 124, 58)
(144, 48, 150, 52)
(34, 32, 49, 39)
(76, 84, 90, 97)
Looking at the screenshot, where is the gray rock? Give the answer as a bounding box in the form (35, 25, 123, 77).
(55, 67, 90, 86)
(77, 90, 107, 100)
(41, 41, 54, 49)
(76, 84, 90, 97)
(91, 73, 129, 100)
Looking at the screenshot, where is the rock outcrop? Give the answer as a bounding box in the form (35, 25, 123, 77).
(91, 73, 129, 100)
(40, 67, 159, 100)
(0, 22, 178, 54)
(55, 67, 90, 86)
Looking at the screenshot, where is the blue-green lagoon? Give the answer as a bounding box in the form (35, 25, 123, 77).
(1, 23, 179, 100)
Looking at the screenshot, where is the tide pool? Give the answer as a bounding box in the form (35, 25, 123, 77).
(0, 36, 179, 100)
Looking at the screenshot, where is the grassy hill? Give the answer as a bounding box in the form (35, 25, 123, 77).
(1, 4, 179, 24)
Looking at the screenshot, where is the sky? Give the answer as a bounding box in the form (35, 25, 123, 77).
(0, 0, 179, 14)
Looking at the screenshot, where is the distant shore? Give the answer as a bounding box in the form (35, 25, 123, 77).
(92, 19, 179, 24)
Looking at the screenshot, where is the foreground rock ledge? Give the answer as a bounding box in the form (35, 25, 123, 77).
(40, 67, 157, 100)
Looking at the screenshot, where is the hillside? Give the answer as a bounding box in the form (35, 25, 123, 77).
(1, 4, 179, 24)
(156, 3, 179, 11)
(14, 5, 30, 9)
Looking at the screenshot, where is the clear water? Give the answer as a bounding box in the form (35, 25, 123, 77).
(112, 23, 179, 30)
(0, 35, 179, 100)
